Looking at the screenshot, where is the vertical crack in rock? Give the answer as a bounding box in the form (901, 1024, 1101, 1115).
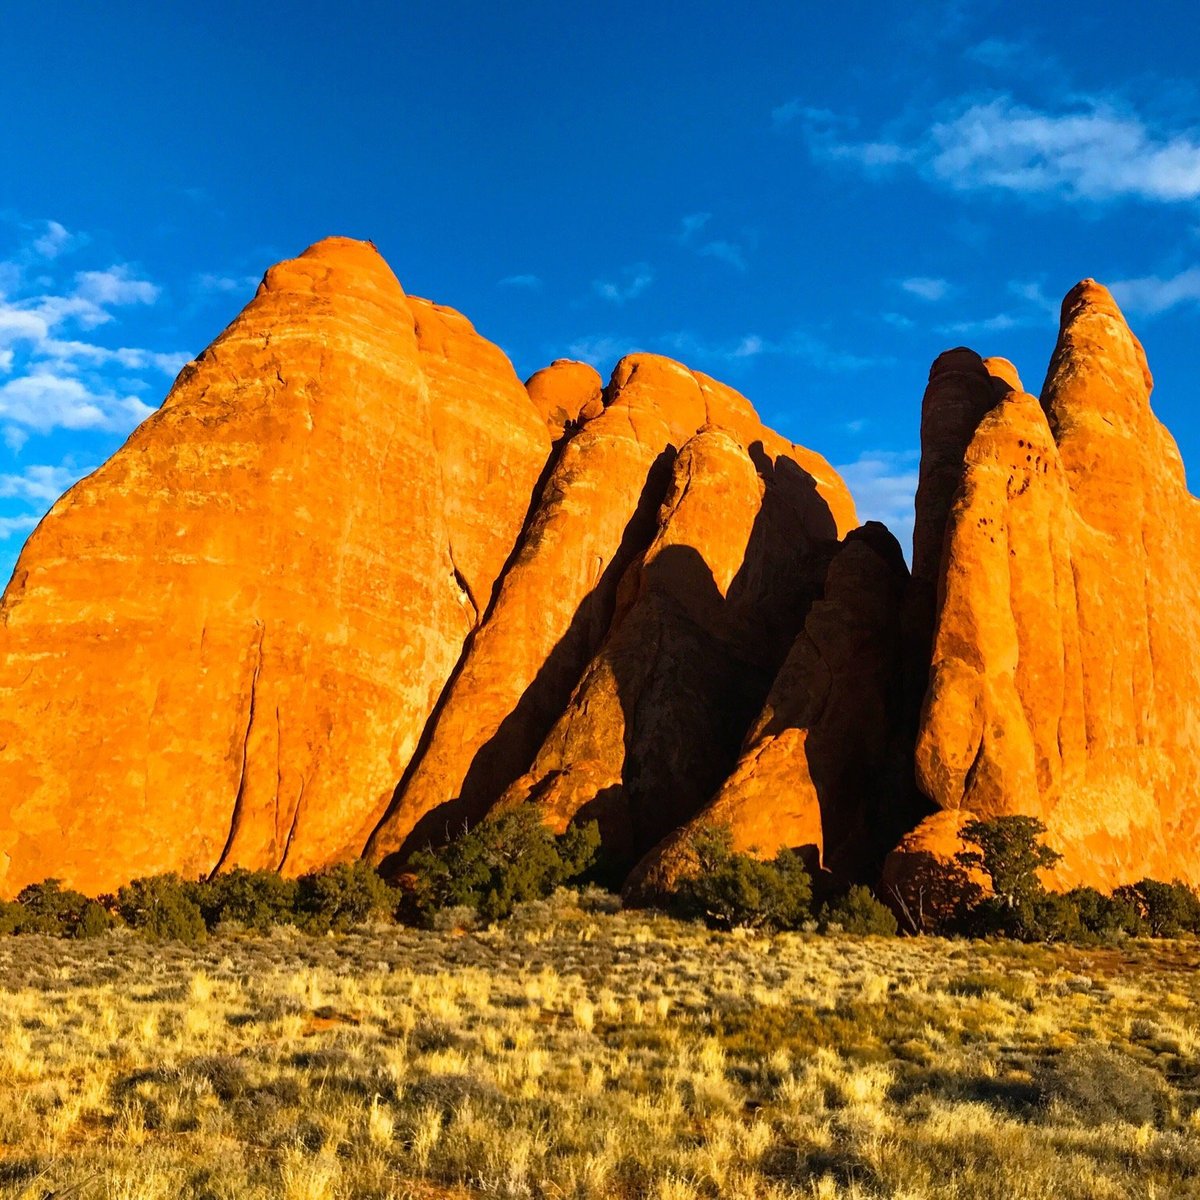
(212, 622, 265, 877)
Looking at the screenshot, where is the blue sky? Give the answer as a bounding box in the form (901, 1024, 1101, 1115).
(2, 1, 1199, 580)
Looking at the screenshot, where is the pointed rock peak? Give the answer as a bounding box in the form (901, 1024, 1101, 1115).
(1061, 277, 1126, 324)
(260, 236, 405, 303)
(525, 359, 605, 439)
(606, 352, 697, 396)
(982, 357, 1023, 396)
(1047, 278, 1153, 398)
(299, 234, 385, 262)
(846, 520, 909, 577)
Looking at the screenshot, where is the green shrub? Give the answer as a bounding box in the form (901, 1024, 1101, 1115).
(0, 901, 24, 935)
(14, 879, 111, 937)
(115, 874, 207, 944)
(404, 806, 601, 926)
(296, 861, 399, 933)
(670, 828, 811, 931)
(1113, 879, 1200, 937)
(195, 867, 300, 932)
(819, 885, 898, 936)
(955, 816, 1065, 940)
(1062, 886, 1143, 940)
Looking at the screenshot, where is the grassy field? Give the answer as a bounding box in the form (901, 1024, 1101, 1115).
(1, 891, 1198, 1200)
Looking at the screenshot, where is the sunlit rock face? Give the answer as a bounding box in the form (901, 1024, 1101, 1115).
(0, 237, 550, 896)
(895, 281, 1200, 898)
(1, 244, 1198, 907)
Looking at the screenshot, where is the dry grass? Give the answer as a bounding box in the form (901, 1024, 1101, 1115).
(1, 892, 1198, 1198)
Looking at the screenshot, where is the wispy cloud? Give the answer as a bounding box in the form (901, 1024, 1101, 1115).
(594, 264, 654, 304)
(0, 461, 91, 504)
(195, 272, 259, 296)
(0, 220, 190, 460)
(1110, 267, 1200, 316)
(936, 278, 1060, 336)
(564, 335, 641, 369)
(662, 329, 890, 372)
(0, 513, 37, 540)
(31, 220, 79, 260)
(677, 214, 750, 272)
(698, 241, 748, 271)
(834, 449, 920, 556)
(564, 326, 887, 375)
(499, 273, 542, 289)
(901, 276, 950, 301)
(784, 93, 1200, 204)
(0, 372, 153, 437)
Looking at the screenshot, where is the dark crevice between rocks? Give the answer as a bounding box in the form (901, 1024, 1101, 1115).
(212, 622, 265, 877)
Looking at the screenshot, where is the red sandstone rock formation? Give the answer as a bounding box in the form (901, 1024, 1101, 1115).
(896, 281, 1200, 895)
(0, 238, 549, 896)
(365, 353, 854, 869)
(499, 414, 851, 871)
(627, 521, 912, 900)
(2, 245, 1198, 907)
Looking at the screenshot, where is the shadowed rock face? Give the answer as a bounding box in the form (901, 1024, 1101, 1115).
(1, 247, 1198, 905)
(900, 280, 1200, 894)
(497, 420, 848, 873)
(626, 521, 916, 902)
(365, 354, 856, 870)
(0, 238, 550, 896)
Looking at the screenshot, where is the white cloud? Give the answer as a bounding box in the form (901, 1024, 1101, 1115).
(0, 513, 37, 540)
(74, 265, 159, 307)
(834, 450, 920, 556)
(594, 265, 654, 304)
(0, 462, 89, 503)
(698, 240, 748, 271)
(0, 371, 154, 435)
(901, 277, 950, 301)
(1110, 267, 1200, 316)
(662, 329, 890, 373)
(678, 213, 749, 272)
(789, 94, 1200, 204)
(0, 225, 189, 445)
(31, 221, 76, 260)
(196, 272, 259, 296)
(936, 278, 1061, 337)
(565, 335, 640, 369)
(498, 273, 541, 289)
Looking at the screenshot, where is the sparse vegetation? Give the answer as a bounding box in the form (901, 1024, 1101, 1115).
(669, 827, 813, 931)
(2, 898, 1199, 1198)
(819, 884, 899, 936)
(403, 805, 601, 925)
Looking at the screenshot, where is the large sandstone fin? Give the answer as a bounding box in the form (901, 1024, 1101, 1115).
(365, 351, 852, 867)
(897, 279, 1200, 899)
(498, 400, 851, 876)
(0, 237, 550, 897)
(627, 520, 913, 903)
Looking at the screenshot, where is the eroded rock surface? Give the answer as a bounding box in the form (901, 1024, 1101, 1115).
(628, 521, 913, 900)
(909, 281, 1200, 890)
(0, 237, 549, 896)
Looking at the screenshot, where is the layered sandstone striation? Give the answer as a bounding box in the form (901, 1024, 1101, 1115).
(0, 238, 549, 896)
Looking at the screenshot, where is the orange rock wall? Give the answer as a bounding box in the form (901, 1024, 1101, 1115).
(911, 282, 1200, 890)
(0, 238, 549, 896)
